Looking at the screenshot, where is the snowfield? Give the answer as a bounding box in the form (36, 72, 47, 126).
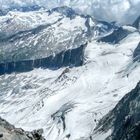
(0, 29, 140, 140)
(0, 4, 140, 140)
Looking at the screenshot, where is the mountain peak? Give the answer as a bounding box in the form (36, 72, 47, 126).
(133, 15, 140, 30)
(48, 6, 77, 19)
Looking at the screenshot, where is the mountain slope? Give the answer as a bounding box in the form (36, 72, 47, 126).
(94, 81, 140, 140)
(0, 117, 45, 140)
(0, 6, 140, 140)
(0, 32, 140, 140)
(0, 7, 115, 68)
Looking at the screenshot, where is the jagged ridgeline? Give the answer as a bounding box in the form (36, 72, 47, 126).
(0, 6, 118, 75)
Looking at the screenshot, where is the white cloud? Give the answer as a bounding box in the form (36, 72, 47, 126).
(0, 0, 140, 24)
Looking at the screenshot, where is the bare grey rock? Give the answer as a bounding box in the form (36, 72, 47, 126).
(0, 117, 45, 140)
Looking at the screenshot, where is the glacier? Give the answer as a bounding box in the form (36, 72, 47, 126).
(0, 3, 140, 140)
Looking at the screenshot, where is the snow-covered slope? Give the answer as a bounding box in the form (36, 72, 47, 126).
(0, 7, 116, 64)
(0, 29, 140, 140)
(0, 6, 140, 140)
(0, 0, 140, 24)
(0, 8, 87, 63)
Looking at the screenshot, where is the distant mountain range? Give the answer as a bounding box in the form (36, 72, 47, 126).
(0, 0, 140, 24)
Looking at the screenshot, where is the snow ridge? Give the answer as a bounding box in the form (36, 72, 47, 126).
(0, 0, 140, 24)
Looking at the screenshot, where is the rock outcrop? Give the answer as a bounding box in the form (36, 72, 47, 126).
(0, 117, 45, 140)
(94, 81, 140, 140)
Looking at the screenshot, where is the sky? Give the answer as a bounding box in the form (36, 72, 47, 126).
(0, 0, 140, 24)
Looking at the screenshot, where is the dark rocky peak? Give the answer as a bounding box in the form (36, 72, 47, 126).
(92, 20, 116, 39)
(133, 42, 140, 62)
(48, 6, 77, 19)
(94, 81, 140, 140)
(133, 16, 140, 30)
(98, 26, 130, 44)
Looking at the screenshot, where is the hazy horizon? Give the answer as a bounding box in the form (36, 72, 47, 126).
(0, 0, 140, 24)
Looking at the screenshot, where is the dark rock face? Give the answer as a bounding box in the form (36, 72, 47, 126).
(133, 16, 140, 30)
(133, 42, 140, 62)
(94, 81, 140, 140)
(0, 43, 86, 75)
(0, 10, 4, 16)
(98, 27, 129, 44)
(0, 117, 45, 140)
(48, 6, 77, 19)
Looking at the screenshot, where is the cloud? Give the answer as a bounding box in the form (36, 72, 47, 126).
(0, 0, 140, 24)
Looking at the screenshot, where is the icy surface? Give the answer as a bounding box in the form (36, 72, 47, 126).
(0, 31, 140, 139)
(0, 4, 140, 140)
